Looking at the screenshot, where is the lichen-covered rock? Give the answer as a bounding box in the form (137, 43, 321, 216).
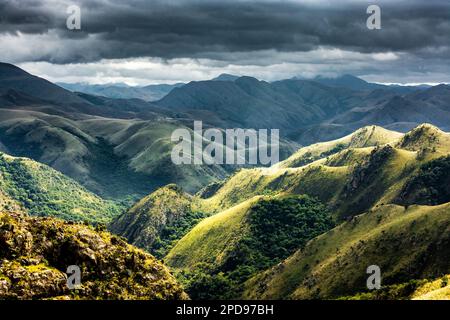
(0, 211, 188, 300)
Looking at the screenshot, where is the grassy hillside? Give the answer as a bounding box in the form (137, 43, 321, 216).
(109, 184, 207, 258)
(341, 274, 450, 300)
(0, 152, 120, 224)
(244, 203, 450, 299)
(159, 124, 450, 300)
(0, 210, 187, 300)
(276, 125, 403, 169)
(166, 195, 334, 299)
(197, 124, 450, 220)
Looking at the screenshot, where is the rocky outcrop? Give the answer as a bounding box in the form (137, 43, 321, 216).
(0, 211, 188, 300)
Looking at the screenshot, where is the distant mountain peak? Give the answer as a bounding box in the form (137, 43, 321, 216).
(310, 74, 387, 91)
(0, 62, 30, 79)
(212, 73, 240, 81)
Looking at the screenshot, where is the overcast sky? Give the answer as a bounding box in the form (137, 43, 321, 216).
(1, 0, 449, 85)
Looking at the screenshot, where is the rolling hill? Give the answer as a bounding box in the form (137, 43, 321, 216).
(161, 124, 450, 299)
(0, 152, 120, 224)
(109, 184, 206, 259)
(0, 63, 300, 199)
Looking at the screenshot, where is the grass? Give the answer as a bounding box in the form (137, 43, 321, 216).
(276, 125, 402, 169)
(166, 196, 260, 268)
(0, 152, 121, 224)
(243, 202, 450, 299)
(161, 124, 450, 300)
(167, 195, 334, 299)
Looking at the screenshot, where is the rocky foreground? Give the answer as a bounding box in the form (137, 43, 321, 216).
(0, 210, 188, 300)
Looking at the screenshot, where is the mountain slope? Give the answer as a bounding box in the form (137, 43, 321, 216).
(109, 184, 206, 258)
(58, 82, 183, 102)
(0, 210, 187, 300)
(166, 195, 334, 299)
(313, 75, 384, 91)
(305, 85, 450, 144)
(212, 74, 240, 82)
(0, 63, 87, 106)
(0, 152, 120, 224)
(156, 77, 359, 134)
(160, 124, 450, 300)
(244, 202, 450, 299)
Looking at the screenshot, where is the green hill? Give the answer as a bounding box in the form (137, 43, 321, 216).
(276, 125, 403, 169)
(0, 152, 120, 224)
(162, 124, 450, 300)
(109, 184, 206, 259)
(0, 210, 187, 300)
(196, 124, 449, 219)
(166, 195, 334, 299)
(244, 202, 450, 299)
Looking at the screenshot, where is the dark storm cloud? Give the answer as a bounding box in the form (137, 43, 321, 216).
(0, 0, 449, 64)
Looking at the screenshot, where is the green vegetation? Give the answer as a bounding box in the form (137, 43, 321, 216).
(168, 195, 334, 299)
(0, 153, 121, 224)
(397, 155, 450, 205)
(110, 184, 208, 259)
(152, 210, 208, 258)
(342, 274, 450, 300)
(222, 196, 334, 274)
(244, 203, 450, 299)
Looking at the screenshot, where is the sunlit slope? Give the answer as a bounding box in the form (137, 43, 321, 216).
(166, 197, 261, 269)
(244, 202, 450, 299)
(412, 276, 450, 300)
(198, 124, 450, 220)
(276, 125, 403, 169)
(165, 124, 450, 299)
(342, 273, 450, 300)
(394, 123, 450, 159)
(109, 184, 206, 258)
(165, 195, 335, 299)
(0, 152, 120, 224)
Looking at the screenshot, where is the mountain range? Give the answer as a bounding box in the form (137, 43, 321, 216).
(58, 82, 184, 102)
(1, 64, 326, 200)
(1, 62, 449, 201)
(153, 124, 450, 299)
(1, 61, 450, 300)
